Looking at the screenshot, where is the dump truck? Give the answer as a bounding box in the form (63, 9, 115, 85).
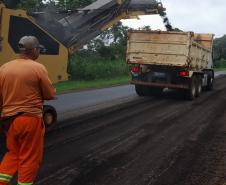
(127, 30, 214, 100)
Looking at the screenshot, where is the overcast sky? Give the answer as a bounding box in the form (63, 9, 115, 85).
(122, 0, 225, 38)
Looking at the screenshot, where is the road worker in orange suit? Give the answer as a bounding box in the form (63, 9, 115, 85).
(0, 36, 55, 185)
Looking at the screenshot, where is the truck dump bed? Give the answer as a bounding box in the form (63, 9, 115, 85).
(127, 31, 213, 70)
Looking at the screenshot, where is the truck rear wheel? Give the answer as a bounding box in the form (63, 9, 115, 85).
(135, 85, 162, 97)
(186, 76, 196, 100)
(149, 87, 163, 96)
(135, 85, 146, 96)
(206, 73, 214, 91)
(195, 76, 202, 97)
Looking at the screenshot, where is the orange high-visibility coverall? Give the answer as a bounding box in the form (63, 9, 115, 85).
(0, 116, 44, 184)
(0, 58, 55, 185)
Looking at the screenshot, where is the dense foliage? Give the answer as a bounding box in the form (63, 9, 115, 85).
(16, 0, 95, 11)
(213, 35, 226, 68)
(68, 23, 130, 80)
(16, 0, 44, 11)
(69, 56, 129, 80)
(57, 0, 95, 10)
(213, 35, 226, 60)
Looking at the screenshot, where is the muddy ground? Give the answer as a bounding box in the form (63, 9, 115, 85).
(2, 76, 226, 185)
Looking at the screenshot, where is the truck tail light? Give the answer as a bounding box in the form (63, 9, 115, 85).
(131, 67, 141, 73)
(179, 71, 189, 77)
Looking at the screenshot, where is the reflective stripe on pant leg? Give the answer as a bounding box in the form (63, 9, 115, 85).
(0, 151, 18, 180)
(18, 182, 33, 185)
(0, 173, 13, 182)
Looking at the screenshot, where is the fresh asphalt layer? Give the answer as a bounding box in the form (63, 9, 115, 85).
(47, 85, 138, 121)
(47, 72, 226, 122)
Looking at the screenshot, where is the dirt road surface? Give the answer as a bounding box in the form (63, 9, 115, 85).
(2, 76, 226, 185)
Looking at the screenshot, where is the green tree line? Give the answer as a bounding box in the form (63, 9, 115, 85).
(16, 0, 95, 11)
(213, 35, 226, 68)
(68, 23, 130, 80)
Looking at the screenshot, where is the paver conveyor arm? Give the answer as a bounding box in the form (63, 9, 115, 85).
(33, 0, 165, 55)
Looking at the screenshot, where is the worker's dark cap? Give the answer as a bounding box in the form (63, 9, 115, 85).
(18, 36, 45, 51)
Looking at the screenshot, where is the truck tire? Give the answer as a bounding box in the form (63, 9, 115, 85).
(195, 76, 202, 97)
(43, 105, 57, 131)
(149, 87, 163, 96)
(186, 76, 196, 100)
(135, 85, 146, 96)
(206, 73, 214, 91)
(135, 85, 162, 97)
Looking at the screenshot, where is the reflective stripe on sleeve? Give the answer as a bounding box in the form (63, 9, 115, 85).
(0, 173, 12, 182)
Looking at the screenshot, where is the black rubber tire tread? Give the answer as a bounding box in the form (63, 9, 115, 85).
(135, 85, 163, 97)
(206, 72, 214, 91)
(186, 76, 196, 100)
(195, 75, 202, 97)
(135, 85, 145, 96)
(149, 87, 163, 96)
(43, 105, 57, 131)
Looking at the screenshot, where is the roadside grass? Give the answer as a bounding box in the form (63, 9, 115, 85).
(69, 56, 129, 81)
(214, 67, 226, 72)
(54, 75, 131, 94)
(214, 59, 226, 71)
